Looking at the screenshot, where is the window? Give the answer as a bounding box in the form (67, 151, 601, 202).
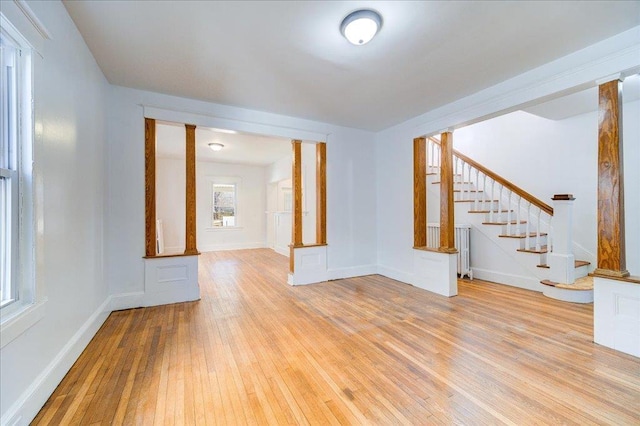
(212, 183, 237, 227)
(0, 16, 34, 321)
(1, 30, 20, 309)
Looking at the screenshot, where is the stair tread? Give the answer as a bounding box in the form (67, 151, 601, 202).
(540, 276, 593, 290)
(482, 220, 527, 225)
(537, 260, 590, 269)
(453, 189, 484, 193)
(499, 232, 548, 239)
(517, 245, 548, 254)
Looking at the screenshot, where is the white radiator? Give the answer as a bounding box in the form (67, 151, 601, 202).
(427, 223, 472, 279)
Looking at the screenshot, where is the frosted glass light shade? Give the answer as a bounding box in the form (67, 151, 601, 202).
(208, 143, 224, 151)
(340, 10, 382, 45)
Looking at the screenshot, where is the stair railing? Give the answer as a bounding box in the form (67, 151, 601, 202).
(427, 136, 553, 253)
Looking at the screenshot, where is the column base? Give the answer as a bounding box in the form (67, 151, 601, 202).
(288, 245, 328, 285)
(411, 249, 458, 297)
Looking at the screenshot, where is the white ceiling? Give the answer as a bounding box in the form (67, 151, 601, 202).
(63, 1, 640, 131)
(156, 123, 291, 166)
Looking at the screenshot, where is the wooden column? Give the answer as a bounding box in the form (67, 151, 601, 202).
(594, 79, 629, 277)
(184, 124, 198, 255)
(439, 132, 456, 252)
(290, 140, 303, 272)
(144, 118, 157, 257)
(413, 137, 427, 247)
(316, 142, 327, 245)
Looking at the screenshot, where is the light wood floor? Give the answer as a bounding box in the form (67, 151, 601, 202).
(33, 249, 640, 425)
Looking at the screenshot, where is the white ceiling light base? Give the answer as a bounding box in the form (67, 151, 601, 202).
(208, 143, 224, 151)
(340, 9, 382, 45)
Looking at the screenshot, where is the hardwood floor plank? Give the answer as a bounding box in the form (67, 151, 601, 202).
(33, 249, 640, 425)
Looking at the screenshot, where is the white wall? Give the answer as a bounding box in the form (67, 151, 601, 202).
(376, 27, 640, 285)
(156, 157, 186, 253)
(197, 161, 267, 252)
(266, 154, 291, 184)
(302, 142, 317, 246)
(107, 86, 377, 299)
(266, 155, 291, 254)
(0, 1, 109, 424)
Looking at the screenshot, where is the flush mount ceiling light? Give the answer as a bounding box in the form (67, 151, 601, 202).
(340, 9, 382, 45)
(208, 143, 224, 151)
(210, 127, 237, 134)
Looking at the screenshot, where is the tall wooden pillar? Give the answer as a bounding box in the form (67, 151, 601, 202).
(290, 140, 303, 272)
(184, 124, 198, 255)
(145, 118, 157, 257)
(316, 142, 327, 245)
(439, 132, 456, 252)
(594, 78, 628, 277)
(413, 137, 427, 247)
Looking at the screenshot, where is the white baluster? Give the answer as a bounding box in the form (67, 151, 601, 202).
(467, 163, 472, 202)
(454, 158, 459, 200)
(467, 164, 473, 200)
(474, 168, 479, 211)
(535, 209, 541, 251)
(462, 161, 467, 201)
(525, 202, 531, 249)
(498, 185, 503, 215)
(507, 190, 512, 235)
(489, 180, 496, 222)
(515, 196, 522, 235)
(483, 177, 488, 211)
(548, 220, 553, 253)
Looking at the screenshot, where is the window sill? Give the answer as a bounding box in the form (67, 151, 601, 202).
(205, 226, 244, 232)
(0, 298, 47, 349)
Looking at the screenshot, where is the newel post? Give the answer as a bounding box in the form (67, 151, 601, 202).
(548, 194, 575, 284)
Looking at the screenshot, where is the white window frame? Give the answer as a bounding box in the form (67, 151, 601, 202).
(0, 13, 43, 348)
(1, 27, 20, 310)
(211, 182, 237, 227)
(207, 176, 242, 231)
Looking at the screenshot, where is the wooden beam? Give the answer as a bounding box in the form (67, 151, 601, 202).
(594, 79, 629, 277)
(413, 137, 427, 247)
(439, 132, 456, 252)
(291, 140, 303, 272)
(316, 142, 327, 245)
(144, 118, 156, 257)
(184, 124, 198, 255)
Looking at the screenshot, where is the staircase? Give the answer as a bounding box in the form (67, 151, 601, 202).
(426, 137, 593, 303)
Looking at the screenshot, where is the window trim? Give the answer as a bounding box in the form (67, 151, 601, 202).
(0, 13, 43, 344)
(209, 176, 241, 229)
(1, 24, 21, 311)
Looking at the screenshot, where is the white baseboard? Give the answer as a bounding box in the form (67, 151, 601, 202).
(1, 296, 112, 426)
(472, 268, 545, 292)
(199, 242, 266, 252)
(109, 291, 146, 311)
(328, 264, 377, 280)
(376, 264, 414, 286)
(273, 246, 289, 257)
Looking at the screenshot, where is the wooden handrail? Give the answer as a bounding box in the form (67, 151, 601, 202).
(428, 137, 554, 216)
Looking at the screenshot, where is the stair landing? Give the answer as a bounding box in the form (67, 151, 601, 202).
(540, 276, 593, 304)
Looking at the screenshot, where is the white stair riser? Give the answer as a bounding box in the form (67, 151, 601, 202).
(574, 264, 589, 279)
